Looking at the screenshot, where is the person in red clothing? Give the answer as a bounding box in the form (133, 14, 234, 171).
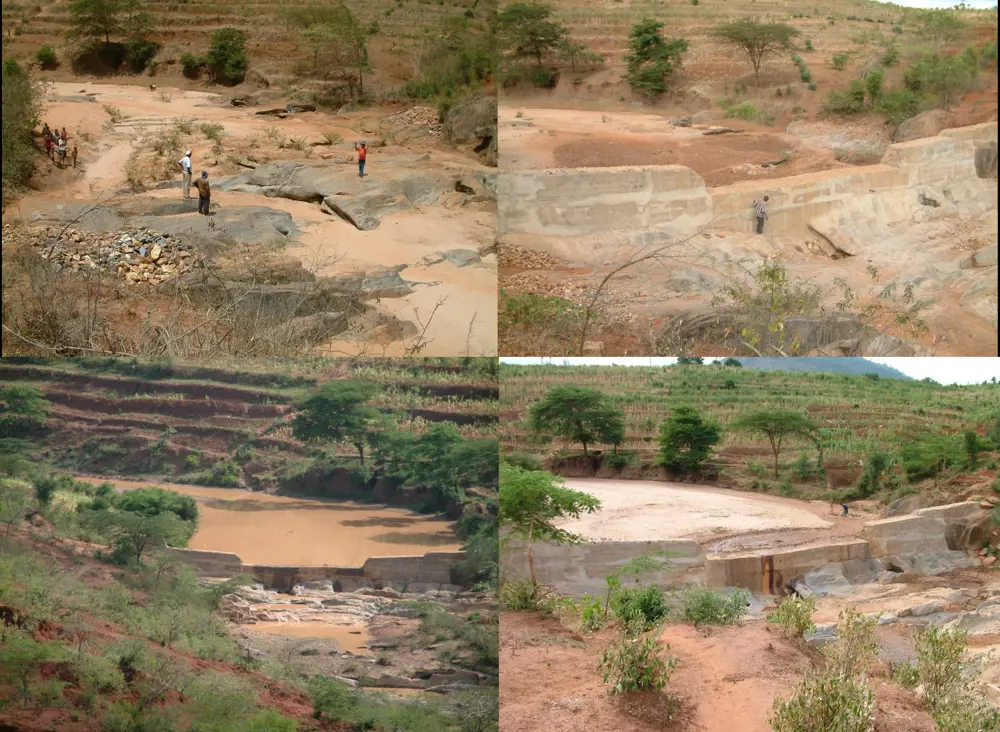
(355, 141, 367, 178)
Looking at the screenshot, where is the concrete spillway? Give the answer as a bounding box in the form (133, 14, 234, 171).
(502, 502, 988, 597)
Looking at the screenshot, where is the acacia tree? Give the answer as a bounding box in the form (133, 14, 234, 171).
(623, 18, 689, 96)
(713, 17, 799, 86)
(528, 386, 625, 456)
(658, 406, 721, 474)
(68, 0, 147, 44)
(499, 464, 600, 598)
(497, 2, 569, 67)
(87, 510, 190, 564)
(730, 410, 818, 478)
(297, 5, 372, 97)
(292, 381, 380, 465)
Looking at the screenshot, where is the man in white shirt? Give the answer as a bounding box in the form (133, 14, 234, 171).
(178, 151, 193, 199)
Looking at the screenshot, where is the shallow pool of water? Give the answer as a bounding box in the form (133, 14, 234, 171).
(80, 476, 461, 565)
(246, 621, 372, 654)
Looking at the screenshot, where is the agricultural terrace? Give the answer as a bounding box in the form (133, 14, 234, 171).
(0, 357, 499, 496)
(500, 362, 1000, 491)
(2, 0, 496, 93)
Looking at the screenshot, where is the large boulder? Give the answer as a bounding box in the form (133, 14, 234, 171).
(893, 110, 954, 143)
(219, 162, 457, 231)
(443, 96, 497, 166)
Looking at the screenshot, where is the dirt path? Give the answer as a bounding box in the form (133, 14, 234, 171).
(76, 475, 461, 565)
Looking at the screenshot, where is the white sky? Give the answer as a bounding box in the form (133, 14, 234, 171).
(499, 358, 1000, 386)
(876, 0, 996, 7)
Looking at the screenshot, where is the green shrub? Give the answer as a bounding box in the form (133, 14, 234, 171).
(578, 594, 605, 631)
(882, 42, 900, 66)
(915, 624, 966, 708)
(207, 27, 248, 85)
(681, 587, 750, 626)
(793, 453, 814, 481)
(832, 54, 849, 70)
(808, 82, 817, 90)
(502, 451, 542, 471)
(876, 88, 922, 124)
(610, 584, 669, 629)
(767, 595, 816, 636)
(824, 80, 867, 115)
(865, 68, 884, 102)
(770, 670, 875, 732)
(746, 459, 767, 477)
(799, 66, 812, 83)
(180, 52, 204, 78)
(599, 617, 677, 695)
(804, 40, 813, 51)
(605, 450, 637, 469)
(35, 45, 57, 68)
(890, 660, 919, 688)
(125, 38, 159, 73)
(824, 607, 878, 679)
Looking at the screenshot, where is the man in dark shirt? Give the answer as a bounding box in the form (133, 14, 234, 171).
(194, 171, 211, 215)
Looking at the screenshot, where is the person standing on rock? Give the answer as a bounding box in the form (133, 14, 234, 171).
(355, 141, 367, 178)
(753, 195, 769, 234)
(194, 171, 211, 215)
(178, 151, 193, 199)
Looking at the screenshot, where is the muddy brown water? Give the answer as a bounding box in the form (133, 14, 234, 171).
(247, 622, 372, 654)
(78, 476, 461, 565)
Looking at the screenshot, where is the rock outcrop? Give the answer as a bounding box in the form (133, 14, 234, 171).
(443, 95, 497, 167)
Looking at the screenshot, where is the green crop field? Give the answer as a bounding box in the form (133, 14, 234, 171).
(500, 362, 1000, 466)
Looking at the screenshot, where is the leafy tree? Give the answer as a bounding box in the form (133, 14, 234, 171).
(528, 386, 625, 456)
(115, 486, 199, 542)
(1, 59, 43, 198)
(497, 2, 569, 67)
(658, 406, 721, 473)
(901, 432, 962, 483)
(722, 357, 743, 367)
(730, 410, 818, 478)
(0, 385, 50, 437)
(623, 18, 688, 96)
(962, 430, 980, 469)
(86, 509, 191, 563)
(676, 356, 704, 365)
(499, 465, 600, 597)
(856, 452, 889, 497)
(864, 67, 884, 104)
(0, 478, 34, 538)
(206, 27, 248, 86)
(917, 9, 966, 47)
(294, 3, 372, 97)
(293, 381, 380, 464)
(714, 17, 800, 86)
(68, 0, 148, 44)
(557, 39, 604, 71)
(36, 45, 58, 68)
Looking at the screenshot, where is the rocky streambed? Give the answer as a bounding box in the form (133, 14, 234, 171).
(220, 582, 497, 695)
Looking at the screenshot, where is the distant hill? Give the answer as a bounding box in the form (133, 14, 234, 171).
(734, 358, 912, 380)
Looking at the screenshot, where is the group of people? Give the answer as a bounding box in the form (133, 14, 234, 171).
(177, 151, 211, 215)
(41, 123, 77, 169)
(174, 141, 369, 217)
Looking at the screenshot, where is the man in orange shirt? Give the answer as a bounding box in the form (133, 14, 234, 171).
(355, 141, 367, 178)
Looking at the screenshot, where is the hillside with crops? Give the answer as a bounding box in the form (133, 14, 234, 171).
(500, 360, 1000, 499)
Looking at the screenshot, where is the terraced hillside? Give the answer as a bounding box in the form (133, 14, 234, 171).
(503, 0, 996, 120)
(2, 0, 495, 93)
(500, 361, 1000, 491)
(0, 357, 499, 505)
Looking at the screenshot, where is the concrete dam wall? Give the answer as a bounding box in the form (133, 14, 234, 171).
(502, 501, 988, 598)
(167, 547, 467, 593)
(498, 123, 998, 260)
